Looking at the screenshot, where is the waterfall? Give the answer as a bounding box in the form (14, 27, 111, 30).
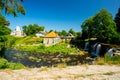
(107, 48, 115, 57)
(95, 44, 101, 57)
(90, 43, 101, 57)
(84, 42, 89, 50)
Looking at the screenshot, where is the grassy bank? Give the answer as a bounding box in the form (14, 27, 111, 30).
(14, 43, 82, 55)
(13, 37, 82, 54)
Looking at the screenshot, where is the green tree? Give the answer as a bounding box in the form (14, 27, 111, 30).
(81, 9, 117, 43)
(0, 14, 9, 26)
(0, 0, 25, 57)
(68, 28, 76, 36)
(61, 30, 67, 36)
(0, 0, 25, 17)
(49, 30, 53, 32)
(93, 9, 116, 42)
(114, 8, 120, 32)
(22, 24, 45, 36)
(81, 17, 94, 39)
(76, 32, 81, 36)
(0, 26, 11, 35)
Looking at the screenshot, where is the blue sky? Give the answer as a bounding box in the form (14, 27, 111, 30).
(5, 0, 120, 32)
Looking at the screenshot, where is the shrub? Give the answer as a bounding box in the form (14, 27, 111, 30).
(8, 63, 25, 70)
(0, 58, 9, 69)
(0, 57, 25, 69)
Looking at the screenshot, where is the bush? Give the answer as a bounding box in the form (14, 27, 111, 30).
(0, 58, 9, 69)
(8, 63, 25, 70)
(0, 57, 25, 69)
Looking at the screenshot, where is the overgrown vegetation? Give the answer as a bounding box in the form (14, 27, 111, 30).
(14, 42, 81, 54)
(0, 57, 25, 70)
(96, 54, 120, 65)
(22, 24, 44, 36)
(81, 8, 120, 44)
(0, 36, 16, 56)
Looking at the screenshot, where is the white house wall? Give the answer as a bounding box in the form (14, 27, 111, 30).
(43, 37, 61, 46)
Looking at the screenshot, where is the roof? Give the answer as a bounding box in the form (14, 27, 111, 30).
(45, 31, 59, 38)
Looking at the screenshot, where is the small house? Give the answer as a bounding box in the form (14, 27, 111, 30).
(36, 31, 46, 37)
(66, 33, 75, 39)
(43, 31, 61, 46)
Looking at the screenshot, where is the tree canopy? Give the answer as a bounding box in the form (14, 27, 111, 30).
(22, 24, 45, 36)
(68, 28, 76, 36)
(81, 9, 117, 43)
(114, 8, 120, 32)
(0, 0, 25, 17)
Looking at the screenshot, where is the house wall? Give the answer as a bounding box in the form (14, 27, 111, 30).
(43, 37, 61, 46)
(36, 33, 44, 37)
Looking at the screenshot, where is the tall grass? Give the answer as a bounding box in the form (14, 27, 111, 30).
(96, 54, 120, 65)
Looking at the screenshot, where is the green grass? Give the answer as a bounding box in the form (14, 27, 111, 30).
(14, 37, 43, 45)
(14, 43, 81, 55)
(13, 37, 82, 55)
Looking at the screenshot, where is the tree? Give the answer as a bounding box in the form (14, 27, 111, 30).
(0, 0, 25, 17)
(0, 0, 25, 57)
(81, 17, 94, 39)
(22, 24, 45, 36)
(61, 30, 67, 36)
(68, 28, 76, 36)
(114, 8, 120, 32)
(0, 14, 9, 26)
(49, 30, 53, 33)
(81, 9, 117, 43)
(76, 32, 81, 36)
(0, 26, 11, 35)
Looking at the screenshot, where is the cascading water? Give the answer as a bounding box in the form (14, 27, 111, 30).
(90, 43, 101, 57)
(107, 48, 115, 57)
(84, 42, 89, 50)
(95, 44, 101, 57)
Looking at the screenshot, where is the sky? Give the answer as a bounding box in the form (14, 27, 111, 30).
(5, 0, 120, 32)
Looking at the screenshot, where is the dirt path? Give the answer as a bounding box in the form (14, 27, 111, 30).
(0, 65, 120, 80)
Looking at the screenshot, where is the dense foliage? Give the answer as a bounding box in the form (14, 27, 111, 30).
(0, 36, 16, 56)
(0, 0, 25, 17)
(0, 0, 25, 57)
(114, 8, 120, 32)
(81, 9, 118, 43)
(22, 24, 44, 36)
(68, 28, 76, 36)
(57, 29, 81, 37)
(58, 30, 68, 36)
(0, 26, 11, 35)
(0, 57, 25, 69)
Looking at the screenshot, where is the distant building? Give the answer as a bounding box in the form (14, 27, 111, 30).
(43, 31, 61, 46)
(10, 26, 26, 37)
(35, 31, 46, 37)
(66, 33, 75, 39)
